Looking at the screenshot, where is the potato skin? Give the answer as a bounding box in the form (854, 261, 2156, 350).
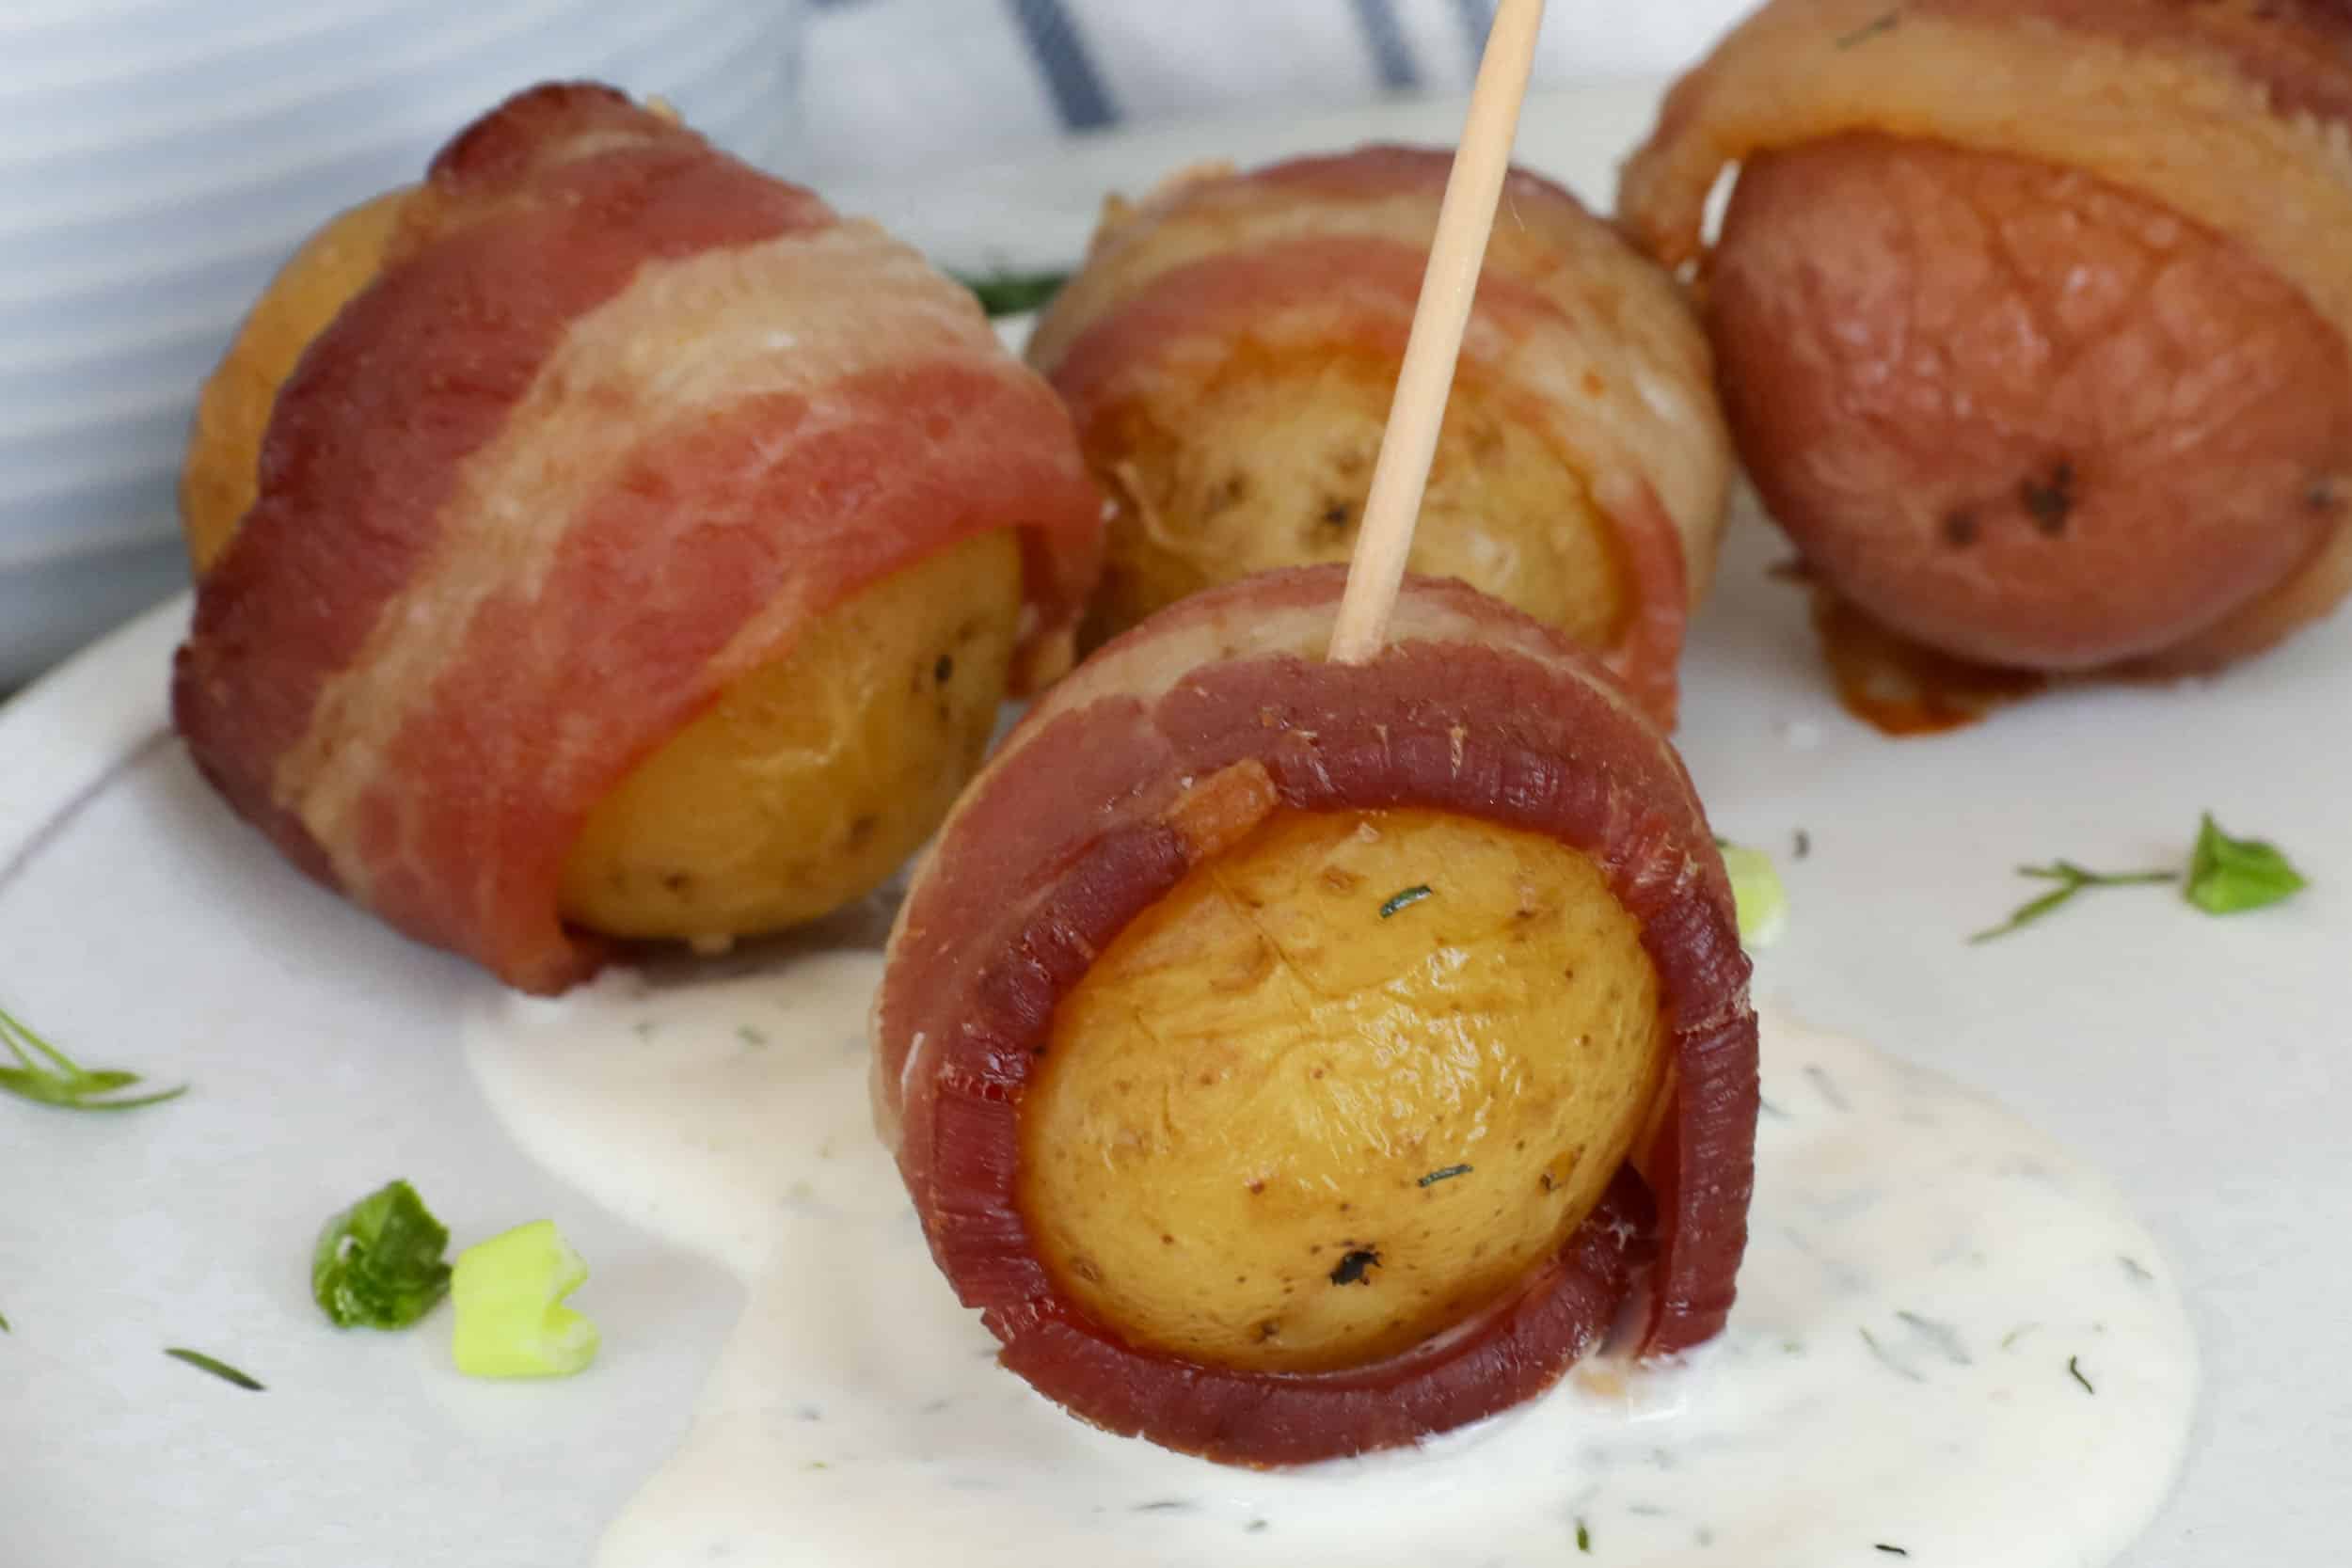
(180, 194, 1026, 946)
(1711, 132, 2352, 671)
(179, 189, 416, 576)
(1085, 345, 1629, 654)
(558, 530, 1020, 940)
(1019, 807, 1664, 1374)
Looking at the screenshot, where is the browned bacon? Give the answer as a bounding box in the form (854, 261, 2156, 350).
(874, 566, 1756, 1465)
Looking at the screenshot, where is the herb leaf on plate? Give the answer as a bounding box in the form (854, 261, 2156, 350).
(165, 1347, 264, 1391)
(954, 269, 1073, 318)
(1969, 861, 2176, 944)
(0, 1002, 186, 1113)
(313, 1180, 454, 1330)
(2184, 813, 2308, 915)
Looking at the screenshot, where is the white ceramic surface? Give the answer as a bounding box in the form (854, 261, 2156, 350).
(0, 0, 803, 686)
(3, 84, 2349, 1567)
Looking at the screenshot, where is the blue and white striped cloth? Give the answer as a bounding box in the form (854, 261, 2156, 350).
(799, 0, 1755, 180)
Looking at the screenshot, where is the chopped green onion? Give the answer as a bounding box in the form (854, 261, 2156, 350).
(2184, 813, 2307, 915)
(312, 1180, 453, 1330)
(451, 1221, 599, 1379)
(1717, 843, 1788, 948)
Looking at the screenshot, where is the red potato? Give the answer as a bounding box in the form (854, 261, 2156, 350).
(1619, 0, 2352, 677)
(1711, 132, 2352, 672)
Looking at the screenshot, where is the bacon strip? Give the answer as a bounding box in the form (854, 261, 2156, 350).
(1620, 0, 2352, 343)
(172, 84, 1103, 993)
(873, 565, 1756, 1465)
(1026, 146, 1729, 724)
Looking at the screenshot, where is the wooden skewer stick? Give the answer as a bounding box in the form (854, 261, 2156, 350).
(1327, 0, 1548, 664)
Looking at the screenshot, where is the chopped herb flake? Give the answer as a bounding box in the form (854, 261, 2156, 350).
(0, 1307, 9, 1333)
(1418, 1164, 1473, 1187)
(1835, 8, 1900, 47)
(2069, 1354, 2095, 1394)
(1859, 1324, 1924, 1384)
(738, 1025, 770, 1047)
(1969, 861, 2174, 944)
(312, 1180, 453, 1330)
(166, 1347, 263, 1391)
(1378, 885, 1434, 918)
(2185, 814, 2308, 915)
(0, 1002, 185, 1113)
(1328, 1247, 1381, 1286)
(1576, 1518, 1593, 1553)
(953, 269, 1073, 318)
(1875, 1547, 1911, 1558)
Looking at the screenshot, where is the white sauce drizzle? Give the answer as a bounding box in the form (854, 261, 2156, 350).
(466, 956, 2195, 1568)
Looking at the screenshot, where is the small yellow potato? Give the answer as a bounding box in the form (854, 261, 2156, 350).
(558, 530, 1022, 940)
(179, 188, 416, 575)
(177, 190, 1026, 948)
(1085, 348, 1628, 652)
(1020, 807, 1665, 1373)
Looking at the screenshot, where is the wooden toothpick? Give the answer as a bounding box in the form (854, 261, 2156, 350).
(1327, 0, 1548, 664)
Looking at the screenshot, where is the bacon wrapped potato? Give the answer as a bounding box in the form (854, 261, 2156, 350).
(1025, 148, 1733, 722)
(874, 565, 1757, 1465)
(1621, 0, 2352, 673)
(173, 84, 1103, 992)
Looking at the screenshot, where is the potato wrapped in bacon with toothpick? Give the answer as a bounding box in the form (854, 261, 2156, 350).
(1621, 0, 2352, 675)
(872, 566, 1757, 1465)
(173, 83, 1103, 992)
(1025, 147, 1733, 723)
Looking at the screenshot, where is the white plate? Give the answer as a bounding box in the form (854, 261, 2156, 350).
(3, 85, 2348, 1567)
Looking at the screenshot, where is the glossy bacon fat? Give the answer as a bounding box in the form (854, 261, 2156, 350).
(873, 566, 1757, 1465)
(172, 84, 1103, 993)
(1026, 147, 1732, 724)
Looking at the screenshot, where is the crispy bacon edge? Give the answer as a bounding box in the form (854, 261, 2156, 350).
(873, 565, 1756, 1465)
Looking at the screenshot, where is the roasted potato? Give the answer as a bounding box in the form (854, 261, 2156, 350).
(1085, 349, 1631, 655)
(1711, 132, 2352, 672)
(178, 197, 1025, 946)
(180, 188, 417, 576)
(558, 530, 1020, 940)
(1020, 806, 1665, 1373)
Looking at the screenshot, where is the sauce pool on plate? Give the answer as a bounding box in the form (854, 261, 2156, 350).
(466, 952, 2194, 1568)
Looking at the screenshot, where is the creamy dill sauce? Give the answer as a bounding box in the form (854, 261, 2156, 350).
(466, 956, 2195, 1568)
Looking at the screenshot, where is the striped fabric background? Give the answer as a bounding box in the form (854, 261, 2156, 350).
(798, 0, 1755, 180)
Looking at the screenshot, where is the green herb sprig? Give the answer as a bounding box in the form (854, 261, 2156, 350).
(1971, 814, 2310, 942)
(1968, 862, 2176, 944)
(165, 1347, 263, 1391)
(954, 270, 1073, 319)
(0, 1002, 184, 1112)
